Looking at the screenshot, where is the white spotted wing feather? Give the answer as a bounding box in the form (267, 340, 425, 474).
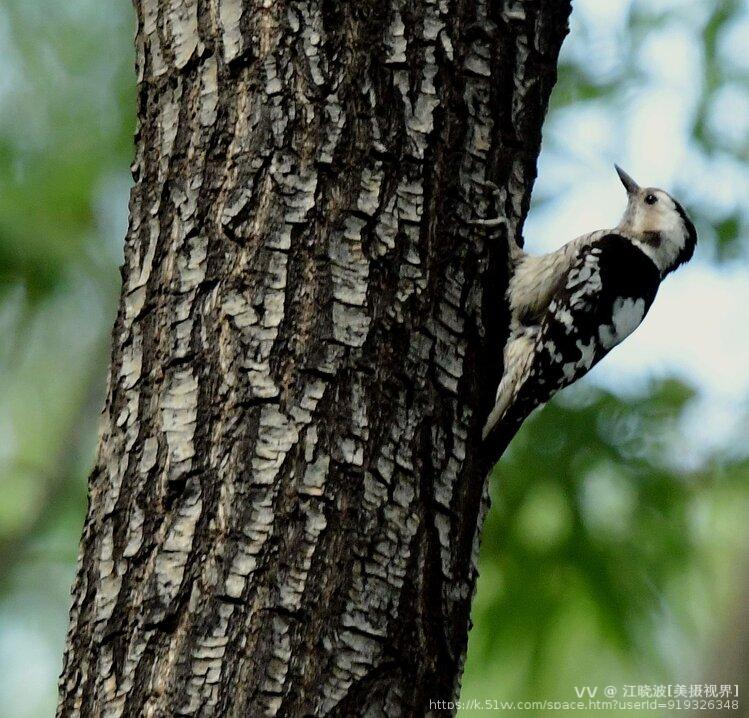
(483, 233, 661, 437)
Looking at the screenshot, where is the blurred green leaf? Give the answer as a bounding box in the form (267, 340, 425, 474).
(713, 213, 742, 260)
(464, 380, 748, 704)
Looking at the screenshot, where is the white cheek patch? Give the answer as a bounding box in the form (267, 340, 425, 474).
(599, 297, 646, 349)
(655, 205, 682, 243)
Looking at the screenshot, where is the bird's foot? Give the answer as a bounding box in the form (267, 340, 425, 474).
(467, 179, 507, 228)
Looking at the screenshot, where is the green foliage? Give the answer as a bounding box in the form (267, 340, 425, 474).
(0, 4, 135, 714)
(489, 382, 696, 653)
(713, 212, 742, 260)
(462, 384, 749, 709)
(0, 0, 135, 300)
(692, 0, 745, 156)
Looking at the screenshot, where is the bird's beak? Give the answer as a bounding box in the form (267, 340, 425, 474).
(615, 165, 640, 195)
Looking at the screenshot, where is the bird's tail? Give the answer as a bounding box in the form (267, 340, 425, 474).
(482, 331, 536, 439)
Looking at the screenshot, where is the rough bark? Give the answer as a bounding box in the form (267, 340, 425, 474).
(58, 1, 570, 716)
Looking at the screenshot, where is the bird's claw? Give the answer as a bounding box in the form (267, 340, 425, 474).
(467, 216, 507, 227)
(467, 178, 505, 227)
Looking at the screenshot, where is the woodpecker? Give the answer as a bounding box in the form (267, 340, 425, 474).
(478, 166, 697, 439)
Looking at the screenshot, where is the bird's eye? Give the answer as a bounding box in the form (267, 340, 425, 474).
(645, 194, 658, 205)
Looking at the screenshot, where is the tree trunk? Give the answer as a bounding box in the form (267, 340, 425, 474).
(58, 1, 570, 715)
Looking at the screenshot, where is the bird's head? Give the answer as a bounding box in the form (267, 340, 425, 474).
(615, 165, 697, 276)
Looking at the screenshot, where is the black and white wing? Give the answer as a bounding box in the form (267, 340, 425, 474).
(510, 233, 661, 418)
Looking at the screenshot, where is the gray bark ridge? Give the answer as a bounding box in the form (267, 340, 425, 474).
(58, 1, 570, 716)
